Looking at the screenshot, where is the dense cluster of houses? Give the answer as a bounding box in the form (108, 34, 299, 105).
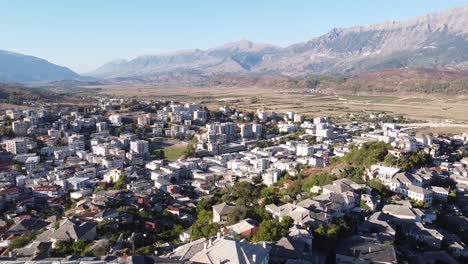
(0, 97, 467, 263)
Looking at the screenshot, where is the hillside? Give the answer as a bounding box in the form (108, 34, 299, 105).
(334, 68, 468, 95)
(179, 68, 468, 96)
(89, 5, 468, 81)
(0, 50, 83, 83)
(0, 83, 53, 102)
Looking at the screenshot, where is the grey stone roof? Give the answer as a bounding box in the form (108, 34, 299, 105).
(37, 219, 96, 242)
(212, 202, 235, 215)
(336, 235, 397, 264)
(408, 185, 433, 195)
(189, 237, 271, 264)
(166, 238, 207, 261)
(382, 204, 417, 219)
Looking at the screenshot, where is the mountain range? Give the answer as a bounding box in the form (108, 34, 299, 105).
(0, 50, 84, 83)
(1, 5, 468, 86)
(88, 5, 468, 81)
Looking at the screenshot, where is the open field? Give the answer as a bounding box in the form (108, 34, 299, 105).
(75, 85, 468, 124)
(163, 142, 188, 161)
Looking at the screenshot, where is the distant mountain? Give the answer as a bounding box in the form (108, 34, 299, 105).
(89, 39, 281, 79)
(89, 5, 468, 81)
(0, 50, 84, 83)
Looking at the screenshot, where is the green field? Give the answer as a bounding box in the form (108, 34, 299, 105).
(164, 144, 187, 161)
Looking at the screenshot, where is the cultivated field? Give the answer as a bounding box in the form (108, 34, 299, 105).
(77, 85, 468, 124)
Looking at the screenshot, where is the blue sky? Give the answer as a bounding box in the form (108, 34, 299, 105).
(1, 0, 467, 73)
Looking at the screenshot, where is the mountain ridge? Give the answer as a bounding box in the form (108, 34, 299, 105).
(0, 49, 87, 84)
(88, 5, 468, 80)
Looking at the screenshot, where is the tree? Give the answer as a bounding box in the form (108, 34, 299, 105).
(397, 150, 432, 171)
(412, 200, 429, 208)
(251, 176, 263, 185)
(257, 220, 286, 242)
(339, 166, 365, 184)
(0, 127, 13, 137)
(227, 206, 247, 225)
(342, 142, 391, 167)
(191, 210, 220, 240)
(368, 179, 390, 197)
(152, 149, 165, 160)
(229, 181, 261, 206)
(261, 186, 280, 205)
(384, 154, 397, 166)
(14, 163, 23, 172)
(287, 181, 302, 198)
(256, 141, 270, 148)
(72, 240, 89, 255)
(184, 144, 196, 158)
(8, 233, 36, 250)
(302, 173, 333, 191)
(114, 174, 127, 190)
(53, 241, 74, 256)
(360, 200, 371, 212)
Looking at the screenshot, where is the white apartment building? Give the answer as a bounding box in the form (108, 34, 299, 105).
(6, 138, 28, 154)
(130, 140, 149, 155)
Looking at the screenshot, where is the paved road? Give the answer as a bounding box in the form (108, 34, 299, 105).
(399, 122, 468, 128)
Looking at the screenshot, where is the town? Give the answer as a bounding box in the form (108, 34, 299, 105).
(0, 97, 467, 264)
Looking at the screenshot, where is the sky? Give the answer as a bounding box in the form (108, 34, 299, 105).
(1, 0, 468, 73)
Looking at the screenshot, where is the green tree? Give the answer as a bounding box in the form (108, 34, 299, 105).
(384, 154, 397, 166)
(14, 163, 23, 172)
(251, 176, 263, 185)
(53, 241, 74, 256)
(257, 220, 286, 242)
(72, 240, 89, 255)
(342, 142, 391, 167)
(302, 173, 333, 191)
(184, 144, 196, 158)
(412, 200, 429, 208)
(114, 174, 127, 190)
(152, 149, 165, 160)
(227, 206, 247, 225)
(368, 179, 390, 197)
(229, 181, 261, 206)
(0, 127, 13, 137)
(360, 200, 371, 212)
(8, 233, 36, 250)
(191, 210, 220, 240)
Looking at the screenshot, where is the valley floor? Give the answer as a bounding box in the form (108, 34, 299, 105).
(74, 85, 468, 125)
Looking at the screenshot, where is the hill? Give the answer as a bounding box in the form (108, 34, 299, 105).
(0, 50, 83, 83)
(0, 83, 53, 102)
(181, 68, 468, 96)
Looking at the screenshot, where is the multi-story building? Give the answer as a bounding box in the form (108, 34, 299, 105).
(405, 185, 433, 205)
(252, 124, 263, 138)
(108, 114, 122, 125)
(240, 123, 253, 138)
(193, 110, 208, 123)
(96, 122, 108, 132)
(138, 114, 151, 126)
(130, 140, 149, 155)
(48, 129, 61, 138)
(296, 144, 314, 157)
(12, 120, 29, 136)
(6, 138, 28, 154)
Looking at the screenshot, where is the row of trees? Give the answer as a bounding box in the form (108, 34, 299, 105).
(384, 151, 432, 171)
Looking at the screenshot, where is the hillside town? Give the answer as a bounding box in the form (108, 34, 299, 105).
(0, 97, 467, 264)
